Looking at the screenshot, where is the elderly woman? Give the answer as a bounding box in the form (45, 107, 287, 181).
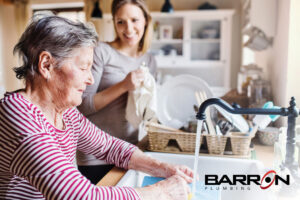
(0, 14, 193, 200)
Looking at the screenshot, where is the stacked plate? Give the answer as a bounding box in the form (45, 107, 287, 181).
(156, 74, 249, 132)
(157, 75, 213, 129)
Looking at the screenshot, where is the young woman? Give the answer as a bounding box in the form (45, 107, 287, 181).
(0, 13, 193, 200)
(77, 0, 157, 184)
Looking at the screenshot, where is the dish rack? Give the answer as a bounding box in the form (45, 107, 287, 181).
(145, 122, 257, 158)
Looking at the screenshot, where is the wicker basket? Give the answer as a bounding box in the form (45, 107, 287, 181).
(146, 122, 257, 157)
(205, 134, 228, 155)
(148, 131, 197, 152)
(230, 132, 253, 155)
(146, 122, 202, 152)
(229, 125, 257, 155)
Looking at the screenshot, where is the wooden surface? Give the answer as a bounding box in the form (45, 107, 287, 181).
(96, 167, 127, 186)
(221, 89, 250, 109)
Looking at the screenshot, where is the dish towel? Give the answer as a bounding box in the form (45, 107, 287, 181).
(125, 65, 157, 129)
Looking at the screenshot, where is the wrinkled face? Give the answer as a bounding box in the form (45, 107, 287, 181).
(50, 46, 94, 108)
(114, 3, 146, 48)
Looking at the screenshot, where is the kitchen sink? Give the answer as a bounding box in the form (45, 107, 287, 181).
(116, 152, 275, 200)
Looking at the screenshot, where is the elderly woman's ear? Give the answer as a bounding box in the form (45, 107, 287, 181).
(38, 51, 53, 81)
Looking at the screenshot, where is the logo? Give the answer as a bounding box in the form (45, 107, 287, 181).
(205, 170, 290, 190)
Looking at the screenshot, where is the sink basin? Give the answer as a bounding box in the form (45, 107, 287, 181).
(117, 152, 275, 200)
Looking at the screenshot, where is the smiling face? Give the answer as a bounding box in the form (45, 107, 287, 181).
(49, 46, 94, 108)
(114, 3, 146, 48)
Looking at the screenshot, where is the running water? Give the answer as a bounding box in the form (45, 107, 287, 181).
(192, 120, 203, 196)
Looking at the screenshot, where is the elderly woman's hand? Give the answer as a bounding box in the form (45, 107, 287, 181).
(129, 149, 195, 184)
(129, 150, 195, 199)
(122, 68, 145, 91)
(136, 174, 190, 200)
(151, 162, 194, 184)
(156, 174, 191, 200)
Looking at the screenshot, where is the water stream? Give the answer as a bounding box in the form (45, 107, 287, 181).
(192, 120, 203, 195)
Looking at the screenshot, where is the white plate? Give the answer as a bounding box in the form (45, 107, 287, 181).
(213, 101, 249, 133)
(157, 75, 213, 129)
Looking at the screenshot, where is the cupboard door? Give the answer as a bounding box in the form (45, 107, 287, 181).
(189, 19, 221, 61)
(151, 15, 185, 65)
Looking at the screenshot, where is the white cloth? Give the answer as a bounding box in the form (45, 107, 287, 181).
(126, 66, 157, 129)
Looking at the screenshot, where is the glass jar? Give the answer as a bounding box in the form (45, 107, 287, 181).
(248, 79, 271, 107)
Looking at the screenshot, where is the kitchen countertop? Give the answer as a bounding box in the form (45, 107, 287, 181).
(97, 137, 275, 186)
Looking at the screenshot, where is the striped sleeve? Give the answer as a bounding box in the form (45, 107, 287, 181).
(73, 109, 138, 169)
(10, 134, 141, 200)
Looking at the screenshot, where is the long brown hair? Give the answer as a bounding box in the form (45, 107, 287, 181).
(111, 0, 152, 54)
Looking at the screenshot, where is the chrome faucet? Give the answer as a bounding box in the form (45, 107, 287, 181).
(196, 97, 300, 180)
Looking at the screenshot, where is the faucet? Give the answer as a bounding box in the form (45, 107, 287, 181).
(196, 97, 300, 180)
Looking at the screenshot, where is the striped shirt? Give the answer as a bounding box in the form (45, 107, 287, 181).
(0, 92, 140, 200)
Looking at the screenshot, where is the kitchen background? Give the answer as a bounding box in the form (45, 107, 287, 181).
(0, 0, 300, 126)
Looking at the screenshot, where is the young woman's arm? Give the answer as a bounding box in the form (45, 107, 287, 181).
(92, 69, 144, 111)
(78, 43, 144, 115)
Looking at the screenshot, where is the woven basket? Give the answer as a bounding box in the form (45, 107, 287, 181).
(230, 132, 253, 155)
(205, 134, 228, 155)
(146, 122, 203, 152)
(148, 131, 197, 152)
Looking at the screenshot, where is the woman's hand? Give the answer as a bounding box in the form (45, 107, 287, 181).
(152, 162, 194, 184)
(129, 150, 194, 200)
(129, 149, 195, 184)
(156, 175, 191, 200)
(91, 69, 144, 111)
(122, 68, 145, 91)
(136, 175, 190, 200)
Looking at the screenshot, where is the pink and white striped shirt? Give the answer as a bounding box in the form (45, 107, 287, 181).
(0, 92, 140, 200)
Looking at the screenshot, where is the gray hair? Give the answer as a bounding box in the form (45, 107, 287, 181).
(13, 12, 98, 84)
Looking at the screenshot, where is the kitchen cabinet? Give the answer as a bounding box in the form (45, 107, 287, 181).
(151, 10, 234, 89)
(94, 10, 234, 92)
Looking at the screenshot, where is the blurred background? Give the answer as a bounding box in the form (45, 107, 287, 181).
(0, 0, 300, 126)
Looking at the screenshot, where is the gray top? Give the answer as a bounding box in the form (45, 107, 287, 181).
(77, 42, 156, 165)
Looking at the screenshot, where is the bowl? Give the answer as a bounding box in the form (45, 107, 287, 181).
(257, 127, 279, 146)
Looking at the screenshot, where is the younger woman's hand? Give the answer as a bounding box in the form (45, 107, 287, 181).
(122, 68, 145, 91)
